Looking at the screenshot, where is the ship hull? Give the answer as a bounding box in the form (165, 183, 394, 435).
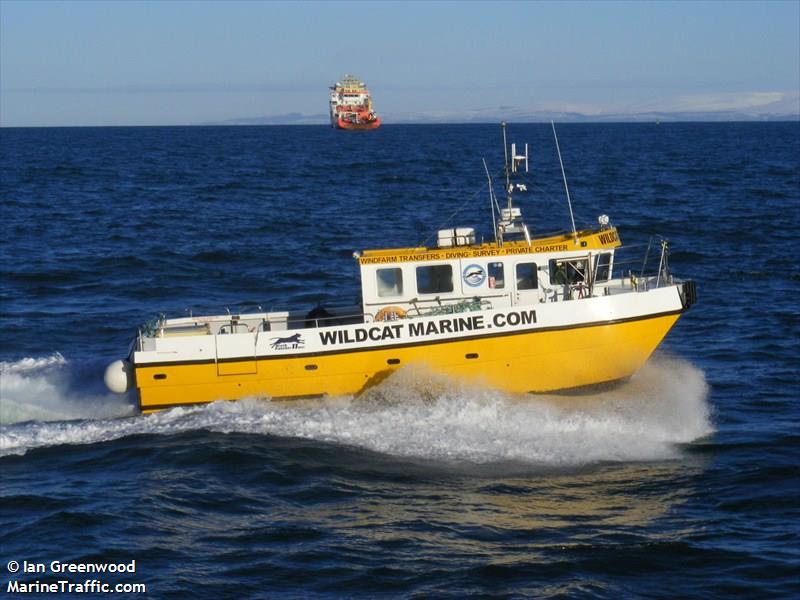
(132, 297, 684, 413)
(335, 116, 381, 130)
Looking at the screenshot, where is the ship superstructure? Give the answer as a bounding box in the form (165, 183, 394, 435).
(329, 75, 381, 130)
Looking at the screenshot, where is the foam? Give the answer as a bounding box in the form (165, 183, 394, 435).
(1, 353, 67, 374)
(0, 354, 135, 426)
(0, 355, 712, 463)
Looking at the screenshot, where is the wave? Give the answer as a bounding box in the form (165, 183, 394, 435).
(0, 354, 135, 427)
(0, 355, 712, 463)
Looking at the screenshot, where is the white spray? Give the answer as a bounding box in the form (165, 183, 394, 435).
(0, 354, 712, 464)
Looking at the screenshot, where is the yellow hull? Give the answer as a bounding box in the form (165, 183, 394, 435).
(134, 312, 682, 413)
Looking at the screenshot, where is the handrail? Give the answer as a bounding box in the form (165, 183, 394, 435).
(368, 293, 506, 309)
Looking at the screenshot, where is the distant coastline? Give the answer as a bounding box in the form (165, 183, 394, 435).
(4, 97, 798, 128)
(212, 111, 800, 126)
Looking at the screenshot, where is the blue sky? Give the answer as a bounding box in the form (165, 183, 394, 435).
(1, 0, 798, 126)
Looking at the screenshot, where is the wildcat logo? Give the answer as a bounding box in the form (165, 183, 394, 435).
(271, 333, 305, 350)
(462, 263, 486, 287)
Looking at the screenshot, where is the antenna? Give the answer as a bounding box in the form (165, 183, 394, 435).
(501, 121, 512, 209)
(483, 158, 499, 244)
(551, 121, 577, 240)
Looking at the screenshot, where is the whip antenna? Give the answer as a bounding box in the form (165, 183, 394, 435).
(552, 121, 577, 240)
(483, 158, 499, 244)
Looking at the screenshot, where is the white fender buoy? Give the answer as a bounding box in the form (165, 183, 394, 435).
(104, 360, 132, 394)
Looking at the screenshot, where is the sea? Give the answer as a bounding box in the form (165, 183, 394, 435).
(1, 122, 798, 599)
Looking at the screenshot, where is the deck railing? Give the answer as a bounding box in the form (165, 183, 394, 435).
(136, 238, 678, 344)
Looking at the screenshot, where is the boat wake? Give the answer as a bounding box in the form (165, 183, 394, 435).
(0, 355, 712, 463)
(0, 353, 136, 426)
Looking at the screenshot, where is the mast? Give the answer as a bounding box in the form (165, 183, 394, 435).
(495, 122, 530, 246)
(501, 121, 513, 210)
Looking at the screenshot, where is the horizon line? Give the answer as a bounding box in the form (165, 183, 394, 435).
(3, 118, 800, 130)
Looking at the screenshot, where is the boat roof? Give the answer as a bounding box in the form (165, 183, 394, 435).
(357, 227, 620, 265)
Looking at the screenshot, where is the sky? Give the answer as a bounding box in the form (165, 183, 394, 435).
(1, 0, 798, 126)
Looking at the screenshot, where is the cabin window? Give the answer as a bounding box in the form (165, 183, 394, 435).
(488, 262, 505, 289)
(516, 262, 538, 290)
(416, 264, 453, 294)
(550, 258, 589, 285)
(595, 253, 612, 281)
(377, 268, 404, 297)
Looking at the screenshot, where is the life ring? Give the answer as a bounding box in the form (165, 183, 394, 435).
(374, 306, 407, 322)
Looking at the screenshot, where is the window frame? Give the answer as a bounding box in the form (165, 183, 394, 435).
(549, 257, 590, 285)
(416, 263, 454, 295)
(376, 267, 404, 298)
(594, 252, 612, 281)
(515, 261, 539, 291)
(488, 261, 505, 290)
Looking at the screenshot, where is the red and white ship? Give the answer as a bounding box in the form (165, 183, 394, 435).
(329, 75, 381, 130)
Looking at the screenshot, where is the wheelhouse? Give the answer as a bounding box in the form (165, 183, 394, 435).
(357, 226, 621, 320)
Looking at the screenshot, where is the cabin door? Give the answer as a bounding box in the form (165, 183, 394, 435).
(512, 259, 543, 306)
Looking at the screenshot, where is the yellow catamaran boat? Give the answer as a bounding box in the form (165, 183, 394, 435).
(105, 123, 696, 413)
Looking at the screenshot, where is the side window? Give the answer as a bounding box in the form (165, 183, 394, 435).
(550, 258, 589, 284)
(595, 253, 611, 281)
(488, 262, 505, 289)
(416, 264, 453, 294)
(377, 268, 403, 297)
(516, 262, 538, 290)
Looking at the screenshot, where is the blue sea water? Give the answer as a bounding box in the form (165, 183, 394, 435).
(0, 122, 798, 598)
